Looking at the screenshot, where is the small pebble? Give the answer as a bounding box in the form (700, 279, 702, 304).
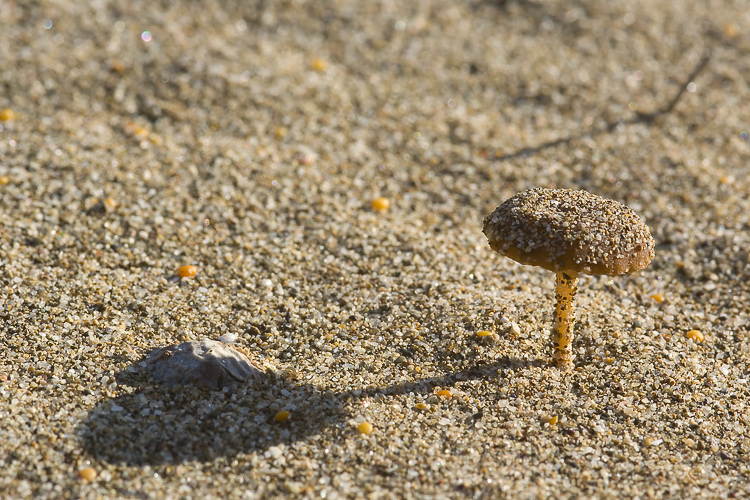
(686, 330, 704, 342)
(78, 467, 97, 482)
(311, 58, 328, 72)
(125, 122, 149, 137)
(436, 389, 452, 398)
(219, 332, 238, 344)
(371, 197, 390, 212)
(650, 293, 665, 303)
(644, 437, 663, 447)
(178, 265, 198, 278)
(274, 410, 290, 423)
(297, 153, 316, 165)
(357, 422, 374, 435)
(723, 23, 739, 39)
(542, 415, 558, 425)
(0, 108, 15, 121)
(285, 482, 305, 495)
(477, 330, 500, 344)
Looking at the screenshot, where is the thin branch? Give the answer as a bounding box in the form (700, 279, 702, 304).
(495, 48, 713, 161)
(635, 48, 712, 122)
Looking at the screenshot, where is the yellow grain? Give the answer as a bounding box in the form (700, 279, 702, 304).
(686, 330, 704, 342)
(274, 410, 290, 422)
(78, 467, 97, 482)
(178, 265, 198, 278)
(371, 197, 390, 212)
(356, 422, 374, 435)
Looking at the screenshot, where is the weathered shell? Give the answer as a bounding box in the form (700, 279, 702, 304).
(144, 340, 265, 390)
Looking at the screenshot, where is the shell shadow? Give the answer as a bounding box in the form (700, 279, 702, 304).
(78, 352, 541, 466)
(77, 356, 348, 466)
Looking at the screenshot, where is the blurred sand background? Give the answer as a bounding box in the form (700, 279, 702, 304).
(1, 0, 750, 498)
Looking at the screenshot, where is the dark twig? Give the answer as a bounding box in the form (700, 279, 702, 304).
(635, 48, 712, 122)
(495, 48, 713, 161)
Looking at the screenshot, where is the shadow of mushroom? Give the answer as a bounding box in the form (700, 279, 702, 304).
(348, 356, 546, 399)
(77, 348, 540, 466)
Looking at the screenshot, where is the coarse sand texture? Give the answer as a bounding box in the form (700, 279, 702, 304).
(2, 0, 750, 498)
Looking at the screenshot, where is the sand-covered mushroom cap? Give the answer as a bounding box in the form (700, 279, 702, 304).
(483, 188, 654, 275)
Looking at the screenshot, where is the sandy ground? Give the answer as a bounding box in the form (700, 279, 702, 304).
(1, 0, 750, 498)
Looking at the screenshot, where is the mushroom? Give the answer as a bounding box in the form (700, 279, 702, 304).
(482, 188, 654, 369)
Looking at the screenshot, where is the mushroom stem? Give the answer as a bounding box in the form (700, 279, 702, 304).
(552, 270, 579, 370)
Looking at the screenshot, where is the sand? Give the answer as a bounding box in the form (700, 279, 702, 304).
(1, 0, 749, 498)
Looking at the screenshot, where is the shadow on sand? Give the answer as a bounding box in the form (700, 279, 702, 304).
(78, 354, 541, 466)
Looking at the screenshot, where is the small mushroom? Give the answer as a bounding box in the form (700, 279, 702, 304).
(482, 188, 654, 369)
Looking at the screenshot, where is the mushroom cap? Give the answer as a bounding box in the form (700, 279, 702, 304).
(482, 188, 655, 275)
